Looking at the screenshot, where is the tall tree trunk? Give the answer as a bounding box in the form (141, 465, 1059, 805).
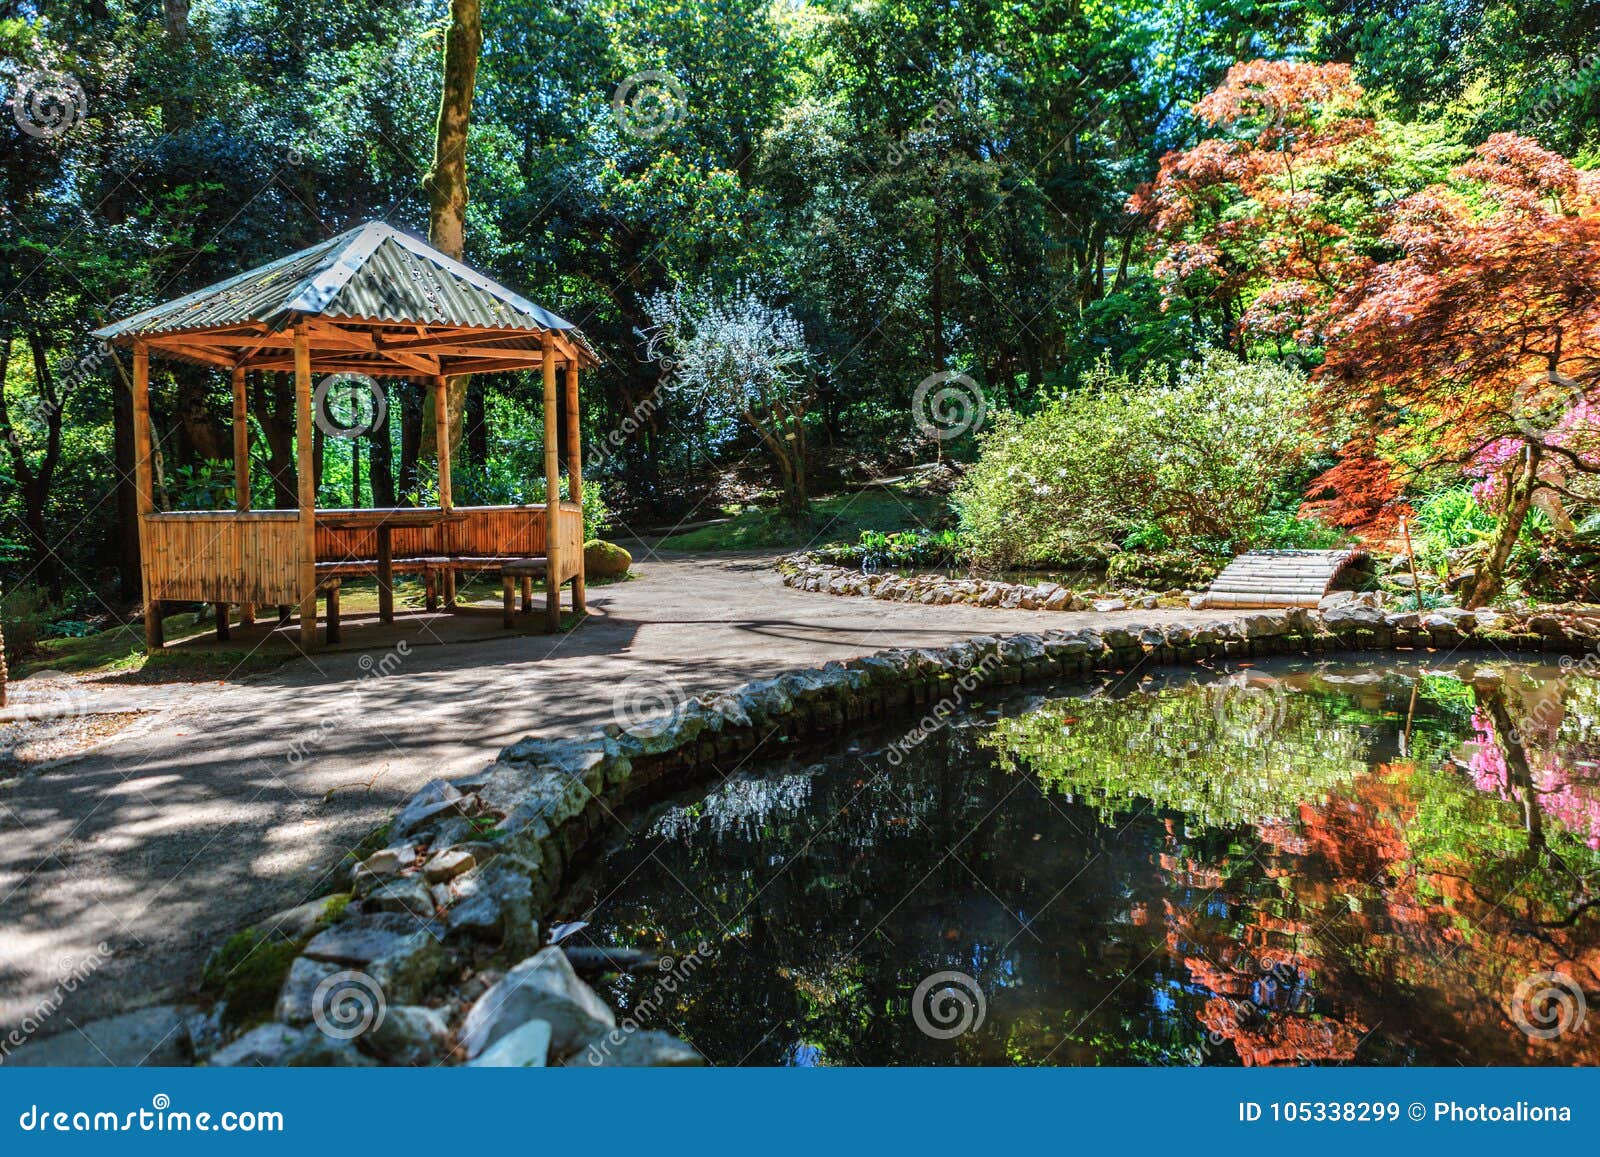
(251, 372, 298, 508)
(421, 0, 481, 467)
(398, 381, 424, 502)
(370, 382, 395, 506)
(467, 378, 488, 470)
(114, 373, 139, 598)
(1467, 442, 1542, 609)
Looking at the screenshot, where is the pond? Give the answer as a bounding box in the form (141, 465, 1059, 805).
(570, 656, 1600, 1066)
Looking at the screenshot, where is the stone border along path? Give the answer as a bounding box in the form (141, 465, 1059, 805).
(778, 552, 1180, 611)
(207, 598, 1600, 1067)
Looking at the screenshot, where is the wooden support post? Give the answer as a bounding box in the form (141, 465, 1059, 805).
(542, 334, 562, 632)
(214, 603, 230, 641)
(434, 374, 453, 512)
(232, 366, 254, 626)
(132, 343, 163, 651)
(294, 325, 318, 648)
(377, 527, 394, 624)
(565, 360, 586, 614)
(325, 582, 341, 644)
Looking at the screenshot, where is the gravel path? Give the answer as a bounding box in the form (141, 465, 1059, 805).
(0, 548, 1231, 1038)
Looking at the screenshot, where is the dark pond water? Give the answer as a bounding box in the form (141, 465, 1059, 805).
(570, 657, 1600, 1066)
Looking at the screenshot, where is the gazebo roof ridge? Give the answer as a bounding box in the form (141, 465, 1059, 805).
(93, 220, 599, 369)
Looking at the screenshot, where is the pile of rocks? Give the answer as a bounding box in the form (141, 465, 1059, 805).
(778, 553, 1170, 612)
(198, 597, 1600, 1067)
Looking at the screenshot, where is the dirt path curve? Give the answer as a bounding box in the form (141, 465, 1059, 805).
(0, 549, 1231, 1037)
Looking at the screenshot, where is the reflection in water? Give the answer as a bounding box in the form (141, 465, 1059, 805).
(576, 659, 1600, 1066)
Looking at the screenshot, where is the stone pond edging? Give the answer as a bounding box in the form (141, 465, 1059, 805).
(206, 599, 1600, 1068)
(777, 552, 1170, 611)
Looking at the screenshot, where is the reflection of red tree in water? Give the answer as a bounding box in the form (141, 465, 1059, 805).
(1155, 758, 1600, 1065)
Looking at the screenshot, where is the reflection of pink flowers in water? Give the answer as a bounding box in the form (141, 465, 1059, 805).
(1468, 712, 1510, 794)
(1469, 711, 1600, 850)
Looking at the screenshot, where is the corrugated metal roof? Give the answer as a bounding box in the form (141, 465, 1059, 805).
(93, 222, 596, 360)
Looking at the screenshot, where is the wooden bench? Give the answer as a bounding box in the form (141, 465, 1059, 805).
(499, 557, 550, 626)
(310, 555, 554, 639)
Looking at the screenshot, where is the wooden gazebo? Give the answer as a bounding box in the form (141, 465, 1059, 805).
(94, 221, 599, 651)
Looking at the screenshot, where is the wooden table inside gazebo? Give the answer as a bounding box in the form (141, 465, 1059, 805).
(94, 221, 600, 651)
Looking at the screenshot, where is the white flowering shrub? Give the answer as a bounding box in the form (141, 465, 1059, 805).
(953, 349, 1318, 566)
(643, 282, 813, 511)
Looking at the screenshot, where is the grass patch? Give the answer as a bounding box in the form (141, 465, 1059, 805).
(201, 930, 305, 1030)
(12, 619, 289, 683)
(660, 490, 948, 552)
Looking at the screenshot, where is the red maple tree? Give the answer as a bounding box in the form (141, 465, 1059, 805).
(1131, 60, 1380, 353)
(1320, 133, 1600, 605)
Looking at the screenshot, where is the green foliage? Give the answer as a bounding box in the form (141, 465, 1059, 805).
(954, 350, 1318, 567)
(986, 678, 1379, 829)
(0, 583, 51, 659)
(660, 491, 946, 552)
(817, 527, 965, 570)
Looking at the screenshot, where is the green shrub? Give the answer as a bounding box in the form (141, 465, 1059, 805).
(0, 584, 52, 660)
(954, 349, 1318, 567)
(1106, 549, 1221, 588)
(818, 527, 965, 569)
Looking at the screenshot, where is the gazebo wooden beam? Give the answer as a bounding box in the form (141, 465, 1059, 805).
(566, 359, 585, 614)
(294, 324, 317, 649)
(543, 331, 562, 632)
(232, 366, 254, 628)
